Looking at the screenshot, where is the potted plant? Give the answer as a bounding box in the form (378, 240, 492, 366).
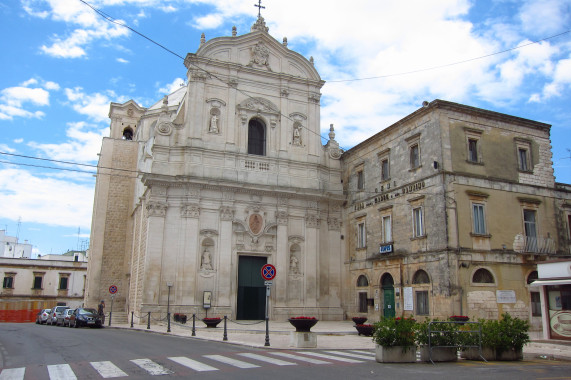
(416, 319, 459, 362)
(372, 317, 417, 363)
(355, 323, 374, 336)
(352, 316, 368, 325)
(202, 317, 222, 328)
(288, 316, 319, 332)
(460, 319, 497, 361)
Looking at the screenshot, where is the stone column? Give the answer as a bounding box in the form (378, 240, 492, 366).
(305, 212, 319, 307)
(327, 214, 342, 307)
(275, 209, 288, 305)
(180, 203, 200, 306)
(218, 206, 234, 307)
(142, 200, 167, 307)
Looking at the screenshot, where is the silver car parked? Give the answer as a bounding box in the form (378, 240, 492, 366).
(36, 309, 51, 324)
(57, 308, 75, 327)
(48, 306, 69, 326)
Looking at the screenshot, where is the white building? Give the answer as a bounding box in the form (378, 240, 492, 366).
(0, 230, 32, 259)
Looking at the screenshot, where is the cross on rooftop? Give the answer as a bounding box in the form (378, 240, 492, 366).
(254, 0, 265, 18)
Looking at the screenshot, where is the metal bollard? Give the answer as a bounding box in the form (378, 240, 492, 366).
(147, 312, 151, 330)
(130, 311, 134, 328)
(264, 317, 270, 347)
(167, 312, 171, 333)
(223, 316, 228, 341)
(191, 314, 196, 336)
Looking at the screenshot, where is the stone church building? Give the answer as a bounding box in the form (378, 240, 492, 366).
(86, 16, 571, 324)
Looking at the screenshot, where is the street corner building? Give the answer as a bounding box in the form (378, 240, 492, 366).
(85, 16, 345, 322)
(86, 16, 571, 329)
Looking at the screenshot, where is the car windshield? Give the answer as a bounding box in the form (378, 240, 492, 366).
(79, 308, 97, 315)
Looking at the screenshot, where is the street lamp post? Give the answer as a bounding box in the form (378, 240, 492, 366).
(166, 281, 173, 332)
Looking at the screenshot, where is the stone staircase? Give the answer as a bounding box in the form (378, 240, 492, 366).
(107, 311, 129, 325)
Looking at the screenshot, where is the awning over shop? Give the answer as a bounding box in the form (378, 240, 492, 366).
(530, 278, 571, 287)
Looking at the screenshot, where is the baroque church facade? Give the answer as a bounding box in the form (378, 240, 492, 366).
(85, 17, 345, 321)
(86, 16, 571, 324)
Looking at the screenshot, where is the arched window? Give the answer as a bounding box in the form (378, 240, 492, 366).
(357, 275, 369, 287)
(412, 270, 430, 284)
(381, 273, 394, 288)
(248, 119, 266, 155)
(472, 268, 494, 284)
(527, 271, 538, 285)
(123, 127, 134, 140)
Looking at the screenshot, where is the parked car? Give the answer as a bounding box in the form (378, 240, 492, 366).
(57, 308, 75, 327)
(36, 309, 51, 324)
(47, 306, 69, 326)
(70, 308, 103, 328)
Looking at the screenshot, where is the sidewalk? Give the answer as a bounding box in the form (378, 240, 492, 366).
(107, 318, 571, 361)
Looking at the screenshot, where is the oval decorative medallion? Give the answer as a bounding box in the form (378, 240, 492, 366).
(249, 214, 263, 235)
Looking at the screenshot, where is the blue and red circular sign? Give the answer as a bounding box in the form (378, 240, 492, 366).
(109, 285, 118, 294)
(261, 264, 276, 280)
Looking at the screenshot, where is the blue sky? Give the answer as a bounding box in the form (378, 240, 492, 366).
(0, 0, 570, 257)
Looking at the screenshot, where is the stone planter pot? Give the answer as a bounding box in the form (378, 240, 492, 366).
(375, 345, 417, 363)
(461, 347, 496, 361)
(288, 318, 318, 332)
(496, 348, 523, 361)
(419, 346, 458, 362)
(352, 317, 368, 325)
(202, 318, 222, 328)
(289, 332, 317, 348)
(355, 324, 374, 336)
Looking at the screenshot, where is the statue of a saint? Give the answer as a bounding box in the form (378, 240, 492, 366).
(201, 247, 213, 270)
(209, 114, 218, 133)
(293, 125, 301, 145)
(290, 254, 299, 274)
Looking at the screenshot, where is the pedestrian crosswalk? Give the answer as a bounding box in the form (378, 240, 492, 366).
(0, 350, 375, 379)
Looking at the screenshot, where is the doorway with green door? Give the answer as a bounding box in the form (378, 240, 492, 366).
(381, 273, 395, 318)
(236, 255, 267, 320)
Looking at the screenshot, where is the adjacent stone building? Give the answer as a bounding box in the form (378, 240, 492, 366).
(342, 100, 571, 331)
(86, 16, 571, 326)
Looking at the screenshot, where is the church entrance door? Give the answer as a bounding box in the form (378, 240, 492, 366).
(381, 273, 395, 318)
(237, 256, 267, 320)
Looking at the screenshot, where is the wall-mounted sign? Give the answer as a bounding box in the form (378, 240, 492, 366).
(380, 244, 393, 254)
(203, 291, 212, 309)
(496, 290, 516, 304)
(403, 287, 413, 311)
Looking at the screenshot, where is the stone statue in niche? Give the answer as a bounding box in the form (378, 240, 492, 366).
(201, 247, 213, 270)
(292, 124, 302, 146)
(289, 254, 299, 274)
(209, 114, 219, 133)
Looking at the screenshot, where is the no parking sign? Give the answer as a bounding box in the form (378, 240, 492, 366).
(109, 285, 118, 294)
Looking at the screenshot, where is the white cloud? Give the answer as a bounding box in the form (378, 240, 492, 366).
(0, 83, 51, 120)
(29, 121, 108, 164)
(519, 0, 570, 35)
(64, 87, 125, 122)
(0, 144, 16, 153)
(0, 168, 94, 229)
(117, 58, 129, 63)
(158, 78, 186, 96)
(193, 13, 224, 29)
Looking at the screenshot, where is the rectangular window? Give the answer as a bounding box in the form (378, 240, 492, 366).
(412, 207, 424, 237)
(59, 277, 69, 290)
(359, 292, 368, 313)
(473, 203, 486, 234)
(357, 222, 366, 248)
(382, 215, 392, 243)
(381, 159, 390, 181)
(33, 276, 43, 289)
(519, 148, 529, 171)
(524, 209, 537, 238)
(410, 144, 420, 169)
(530, 292, 541, 317)
(416, 290, 429, 315)
(357, 170, 364, 190)
(3, 276, 14, 289)
(468, 139, 478, 162)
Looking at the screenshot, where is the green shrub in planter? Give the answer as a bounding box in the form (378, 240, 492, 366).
(415, 319, 459, 347)
(372, 317, 416, 350)
(496, 313, 530, 354)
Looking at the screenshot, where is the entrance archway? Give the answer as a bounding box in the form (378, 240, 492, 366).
(236, 256, 267, 320)
(381, 273, 395, 318)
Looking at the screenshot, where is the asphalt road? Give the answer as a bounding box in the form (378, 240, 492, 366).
(1, 323, 571, 379)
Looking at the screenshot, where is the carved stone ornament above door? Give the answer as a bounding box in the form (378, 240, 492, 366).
(249, 213, 263, 235)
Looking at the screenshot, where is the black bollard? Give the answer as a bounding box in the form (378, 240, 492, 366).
(147, 312, 151, 330)
(130, 311, 134, 328)
(223, 316, 228, 341)
(191, 314, 196, 336)
(167, 312, 171, 333)
(264, 317, 270, 347)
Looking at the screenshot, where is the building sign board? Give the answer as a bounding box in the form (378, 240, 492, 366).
(403, 287, 413, 311)
(496, 290, 517, 303)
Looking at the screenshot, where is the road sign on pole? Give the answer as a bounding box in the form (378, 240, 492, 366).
(109, 285, 118, 294)
(261, 264, 276, 281)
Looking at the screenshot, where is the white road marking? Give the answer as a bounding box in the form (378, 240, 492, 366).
(237, 353, 297, 366)
(203, 355, 260, 369)
(90, 361, 128, 378)
(350, 350, 375, 356)
(0, 368, 25, 380)
(169, 356, 218, 372)
(294, 351, 364, 363)
(47, 364, 77, 380)
(324, 350, 375, 360)
(270, 352, 332, 364)
(130, 358, 173, 375)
